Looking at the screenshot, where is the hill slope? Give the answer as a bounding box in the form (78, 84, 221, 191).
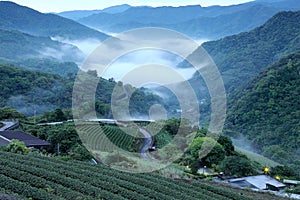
(0, 29, 83, 63)
(0, 1, 109, 40)
(0, 64, 163, 117)
(200, 10, 300, 93)
(0, 151, 287, 200)
(0, 64, 72, 115)
(225, 51, 300, 167)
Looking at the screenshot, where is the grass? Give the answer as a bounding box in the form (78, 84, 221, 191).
(235, 147, 281, 168)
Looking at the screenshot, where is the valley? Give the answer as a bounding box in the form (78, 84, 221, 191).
(0, 0, 299, 199)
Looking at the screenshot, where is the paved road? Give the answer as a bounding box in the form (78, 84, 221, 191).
(139, 128, 153, 159)
(0, 121, 18, 131)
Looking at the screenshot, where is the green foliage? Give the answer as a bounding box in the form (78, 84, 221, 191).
(270, 165, 299, 179)
(219, 156, 256, 177)
(195, 127, 208, 138)
(0, 64, 163, 117)
(6, 139, 29, 155)
(190, 160, 200, 175)
(0, 106, 25, 120)
(0, 29, 81, 64)
(163, 118, 193, 136)
(9, 59, 79, 78)
(201, 11, 300, 93)
(154, 130, 173, 148)
(42, 124, 80, 155)
(76, 123, 139, 152)
(0, 151, 256, 200)
(0, 64, 71, 116)
(54, 108, 67, 122)
(287, 186, 300, 195)
(164, 118, 181, 135)
(68, 144, 93, 161)
(189, 137, 226, 166)
(225, 51, 300, 168)
(235, 147, 281, 168)
(217, 135, 235, 156)
(0, 1, 108, 40)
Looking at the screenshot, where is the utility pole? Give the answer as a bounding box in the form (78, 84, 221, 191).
(57, 143, 61, 155)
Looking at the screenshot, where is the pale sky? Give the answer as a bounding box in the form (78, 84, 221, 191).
(1, 0, 254, 13)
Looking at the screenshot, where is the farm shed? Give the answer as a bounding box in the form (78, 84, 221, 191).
(0, 130, 51, 148)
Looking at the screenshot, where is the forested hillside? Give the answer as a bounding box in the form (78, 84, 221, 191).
(0, 29, 83, 63)
(0, 64, 163, 117)
(0, 64, 72, 115)
(0, 1, 108, 40)
(200, 11, 300, 93)
(225, 51, 300, 168)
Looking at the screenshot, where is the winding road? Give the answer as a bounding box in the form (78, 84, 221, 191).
(36, 118, 154, 159)
(139, 128, 153, 160)
(0, 121, 18, 131)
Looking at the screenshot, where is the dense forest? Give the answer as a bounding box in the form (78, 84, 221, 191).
(0, 29, 82, 62)
(200, 11, 300, 93)
(0, 64, 163, 117)
(0, 1, 299, 198)
(225, 51, 300, 169)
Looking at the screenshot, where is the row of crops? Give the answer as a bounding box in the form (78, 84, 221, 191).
(76, 124, 140, 152)
(0, 151, 254, 200)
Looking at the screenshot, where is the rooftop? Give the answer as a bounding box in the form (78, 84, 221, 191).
(0, 130, 51, 147)
(229, 175, 286, 190)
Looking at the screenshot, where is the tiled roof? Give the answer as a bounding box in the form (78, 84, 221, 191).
(0, 130, 51, 147)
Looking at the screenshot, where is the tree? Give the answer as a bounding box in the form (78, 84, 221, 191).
(0, 106, 25, 120)
(190, 160, 200, 175)
(217, 135, 235, 156)
(7, 139, 29, 155)
(219, 156, 255, 177)
(69, 144, 93, 161)
(195, 127, 208, 138)
(54, 108, 67, 122)
(270, 165, 298, 179)
(189, 137, 226, 166)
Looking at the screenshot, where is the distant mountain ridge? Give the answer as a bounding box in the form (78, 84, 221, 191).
(76, 0, 300, 39)
(58, 4, 131, 20)
(0, 1, 109, 40)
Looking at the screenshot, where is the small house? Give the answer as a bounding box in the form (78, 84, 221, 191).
(229, 175, 286, 191)
(283, 179, 300, 187)
(0, 130, 51, 149)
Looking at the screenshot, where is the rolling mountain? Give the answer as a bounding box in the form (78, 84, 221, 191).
(0, 64, 73, 116)
(172, 4, 279, 39)
(77, 0, 300, 39)
(0, 1, 109, 40)
(0, 29, 83, 62)
(160, 10, 300, 124)
(0, 29, 82, 77)
(0, 64, 163, 117)
(199, 10, 300, 93)
(58, 4, 131, 20)
(224, 51, 300, 168)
